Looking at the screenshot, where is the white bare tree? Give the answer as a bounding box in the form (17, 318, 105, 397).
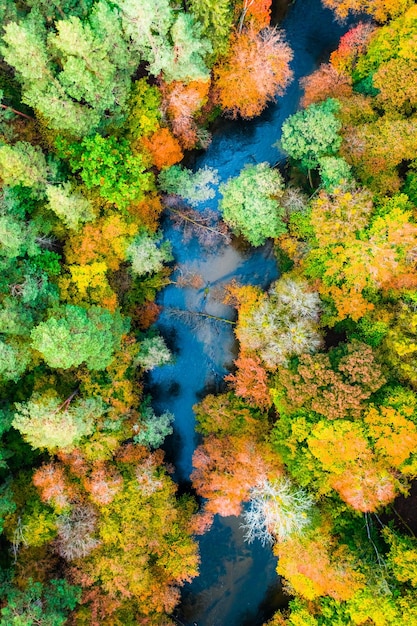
(241, 477, 313, 546)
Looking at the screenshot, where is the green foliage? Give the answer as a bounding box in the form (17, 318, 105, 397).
(189, 0, 233, 61)
(0, 578, 81, 626)
(134, 398, 173, 448)
(280, 99, 342, 171)
(125, 79, 161, 141)
(57, 134, 154, 209)
(0, 142, 48, 188)
(30, 305, 129, 370)
(0, 481, 16, 533)
(219, 162, 286, 246)
(158, 164, 219, 207)
(318, 156, 353, 191)
(1, 2, 134, 136)
(0, 340, 31, 382)
(126, 233, 173, 276)
(45, 182, 95, 230)
(13, 393, 105, 451)
(134, 335, 172, 370)
(115, 0, 211, 82)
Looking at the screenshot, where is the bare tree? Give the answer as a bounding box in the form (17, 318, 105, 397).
(241, 478, 313, 546)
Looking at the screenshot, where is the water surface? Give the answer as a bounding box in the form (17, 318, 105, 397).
(148, 1, 358, 623)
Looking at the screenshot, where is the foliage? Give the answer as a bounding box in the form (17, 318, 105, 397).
(322, 0, 413, 22)
(189, 0, 234, 61)
(133, 399, 173, 449)
(0, 141, 48, 188)
(213, 26, 293, 119)
(236, 275, 322, 369)
(134, 335, 172, 371)
(142, 127, 183, 170)
(1, 2, 135, 135)
(159, 165, 219, 207)
(13, 393, 105, 452)
(280, 99, 342, 172)
(0, 578, 81, 626)
(159, 79, 211, 149)
(115, 0, 212, 83)
(56, 134, 154, 210)
(241, 478, 314, 545)
(126, 233, 172, 277)
(219, 162, 286, 246)
(30, 305, 128, 370)
(45, 182, 95, 230)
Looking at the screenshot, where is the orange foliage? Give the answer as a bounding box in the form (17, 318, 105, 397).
(65, 214, 138, 271)
(57, 448, 89, 478)
(83, 462, 124, 505)
(224, 281, 265, 323)
(127, 192, 164, 232)
(323, 0, 409, 23)
(33, 463, 76, 512)
(279, 342, 385, 420)
(330, 22, 375, 74)
(301, 63, 353, 108)
(307, 420, 398, 512)
(159, 79, 210, 149)
(191, 434, 282, 516)
(275, 525, 365, 600)
(237, 0, 272, 31)
(141, 127, 183, 170)
(213, 26, 293, 119)
(331, 463, 397, 512)
(132, 301, 162, 330)
(225, 352, 272, 409)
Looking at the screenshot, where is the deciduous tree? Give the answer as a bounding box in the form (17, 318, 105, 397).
(30, 305, 128, 370)
(219, 162, 286, 246)
(213, 26, 293, 119)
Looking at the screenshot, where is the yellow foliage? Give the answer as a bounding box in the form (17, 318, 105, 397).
(59, 262, 118, 311)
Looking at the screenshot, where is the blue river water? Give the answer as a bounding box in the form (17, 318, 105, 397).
(148, 1, 358, 623)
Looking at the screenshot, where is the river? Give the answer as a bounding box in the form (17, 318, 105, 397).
(147, 1, 358, 623)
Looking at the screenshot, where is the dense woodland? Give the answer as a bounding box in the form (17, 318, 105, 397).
(1, 0, 417, 624)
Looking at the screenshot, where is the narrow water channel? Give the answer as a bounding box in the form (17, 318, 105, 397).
(148, 1, 358, 623)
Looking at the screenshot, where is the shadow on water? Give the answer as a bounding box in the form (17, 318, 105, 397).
(148, 0, 361, 623)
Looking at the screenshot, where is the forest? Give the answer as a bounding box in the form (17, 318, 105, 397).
(1, 0, 417, 624)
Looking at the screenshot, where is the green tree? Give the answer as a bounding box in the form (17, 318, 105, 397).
(189, 0, 233, 61)
(219, 162, 286, 246)
(280, 99, 342, 177)
(134, 398, 173, 448)
(1, 2, 134, 135)
(115, 0, 211, 82)
(58, 134, 154, 209)
(126, 233, 172, 276)
(134, 335, 172, 370)
(158, 164, 219, 206)
(0, 339, 31, 382)
(13, 393, 105, 452)
(30, 304, 128, 370)
(0, 578, 81, 626)
(45, 182, 95, 230)
(0, 142, 48, 187)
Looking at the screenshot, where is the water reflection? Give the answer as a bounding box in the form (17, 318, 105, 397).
(148, 0, 359, 622)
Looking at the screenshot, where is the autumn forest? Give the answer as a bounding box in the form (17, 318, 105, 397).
(1, 0, 417, 624)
